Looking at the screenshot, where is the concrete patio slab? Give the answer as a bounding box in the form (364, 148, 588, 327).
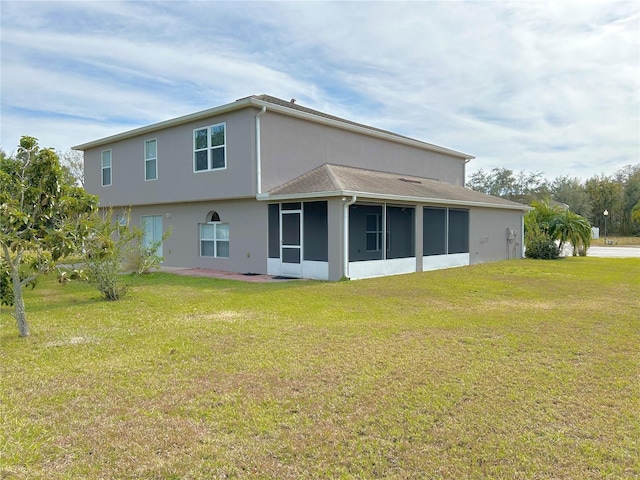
(159, 266, 305, 282)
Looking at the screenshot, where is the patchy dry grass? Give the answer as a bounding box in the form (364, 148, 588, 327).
(1, 258, 639, 479)
(592, 235, 640, 246)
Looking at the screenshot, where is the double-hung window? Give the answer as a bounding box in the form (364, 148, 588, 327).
(194, 123, 226, 172)
(101, 150, 112, 186)
(145, 139, 157, 181)
(200, 223, 229, 258)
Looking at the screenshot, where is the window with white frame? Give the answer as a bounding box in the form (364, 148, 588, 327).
(101, 150, 112, 186)
(200, 222, 229, 258)
(194, 123, 226, 172)
(145, 139, 157, 181)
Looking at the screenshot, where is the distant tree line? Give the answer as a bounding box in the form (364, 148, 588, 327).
(467, 164, 640, 236)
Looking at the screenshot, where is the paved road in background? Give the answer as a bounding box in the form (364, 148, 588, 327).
(587, 246, 640, 258)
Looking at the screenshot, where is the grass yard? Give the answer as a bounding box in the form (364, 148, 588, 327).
(1, 258, 639, 479)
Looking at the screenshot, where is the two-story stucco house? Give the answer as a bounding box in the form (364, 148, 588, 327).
(73, 95, 527, 281)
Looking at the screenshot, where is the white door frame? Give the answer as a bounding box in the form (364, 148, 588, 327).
(280, 208, 303, 277)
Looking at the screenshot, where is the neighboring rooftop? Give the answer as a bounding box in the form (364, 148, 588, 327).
(267, 163, 528, 210)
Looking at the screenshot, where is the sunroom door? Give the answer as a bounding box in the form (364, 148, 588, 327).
(280, 208, 302, 277)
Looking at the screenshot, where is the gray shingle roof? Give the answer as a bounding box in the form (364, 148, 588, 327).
(267, 164, 528, 210)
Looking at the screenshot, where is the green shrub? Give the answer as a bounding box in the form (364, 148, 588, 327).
(525, 225, 560, 259)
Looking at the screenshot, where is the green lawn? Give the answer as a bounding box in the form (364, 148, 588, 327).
(1, 258, 639, 479)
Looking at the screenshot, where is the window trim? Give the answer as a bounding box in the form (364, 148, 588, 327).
(144, 138, 157, 181)
(199, 221, 229, 258)
(101, 149, 112, 187)
(193, 122, 227, 172)
(365, 213, 383, 252)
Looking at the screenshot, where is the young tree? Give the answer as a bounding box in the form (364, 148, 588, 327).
(77, 209, 168, 301)
(0, 136, 97, 336)
(58, 207, 172, 301)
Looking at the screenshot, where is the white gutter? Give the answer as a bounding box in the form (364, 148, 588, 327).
(463, 158, 472, 187)
(258, 190, 531, 211)
(255, 106, 267, 195)
(343, 195, 357, 279)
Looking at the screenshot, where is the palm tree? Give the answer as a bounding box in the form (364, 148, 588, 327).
(525, 199, 592, 257)
(528, 199, 562, 235)
(552, 209, 592, 256)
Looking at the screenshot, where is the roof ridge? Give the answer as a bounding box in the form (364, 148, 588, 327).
(325, 163, 440, 183)
(323, 163, 344, 190)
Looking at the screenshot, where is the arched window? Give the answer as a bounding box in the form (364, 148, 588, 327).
(207, 211, 221, 223)
(200, 211, 229, 258)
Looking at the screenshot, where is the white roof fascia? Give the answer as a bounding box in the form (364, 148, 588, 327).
(72, 97, 255, 150)
(247, 98, 475, 160)
(258, 190, 530, 211)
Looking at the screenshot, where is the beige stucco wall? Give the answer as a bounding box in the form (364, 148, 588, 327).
(122, 199, 523, 280)
(259, 110, 466, 192)
(84, 108, 257, 208)
(469, 207, 524, 263)
(128, 199, 269, 274)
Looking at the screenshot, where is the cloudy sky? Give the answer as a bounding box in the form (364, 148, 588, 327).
(1, 1, 638, 181)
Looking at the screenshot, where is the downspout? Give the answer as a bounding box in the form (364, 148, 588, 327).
(255, 106, 267, 195)
(343, 195, 357, 279)
(463, 158, 472, 187)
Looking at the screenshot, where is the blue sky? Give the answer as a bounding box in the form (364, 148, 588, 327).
(1, 0, 638, 180)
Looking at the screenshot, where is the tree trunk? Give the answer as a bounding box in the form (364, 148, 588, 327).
(10, 268, 29, 337)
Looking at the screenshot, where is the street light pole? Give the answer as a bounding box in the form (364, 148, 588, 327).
(603, 209, 608, 245)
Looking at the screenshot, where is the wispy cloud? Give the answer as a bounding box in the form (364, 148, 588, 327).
(1, 0, 638, 179)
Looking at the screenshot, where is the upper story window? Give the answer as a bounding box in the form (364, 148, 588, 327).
(194, 123, 226, 172)
(101, 149, 112, 186)
(145, 139, 157, 181)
